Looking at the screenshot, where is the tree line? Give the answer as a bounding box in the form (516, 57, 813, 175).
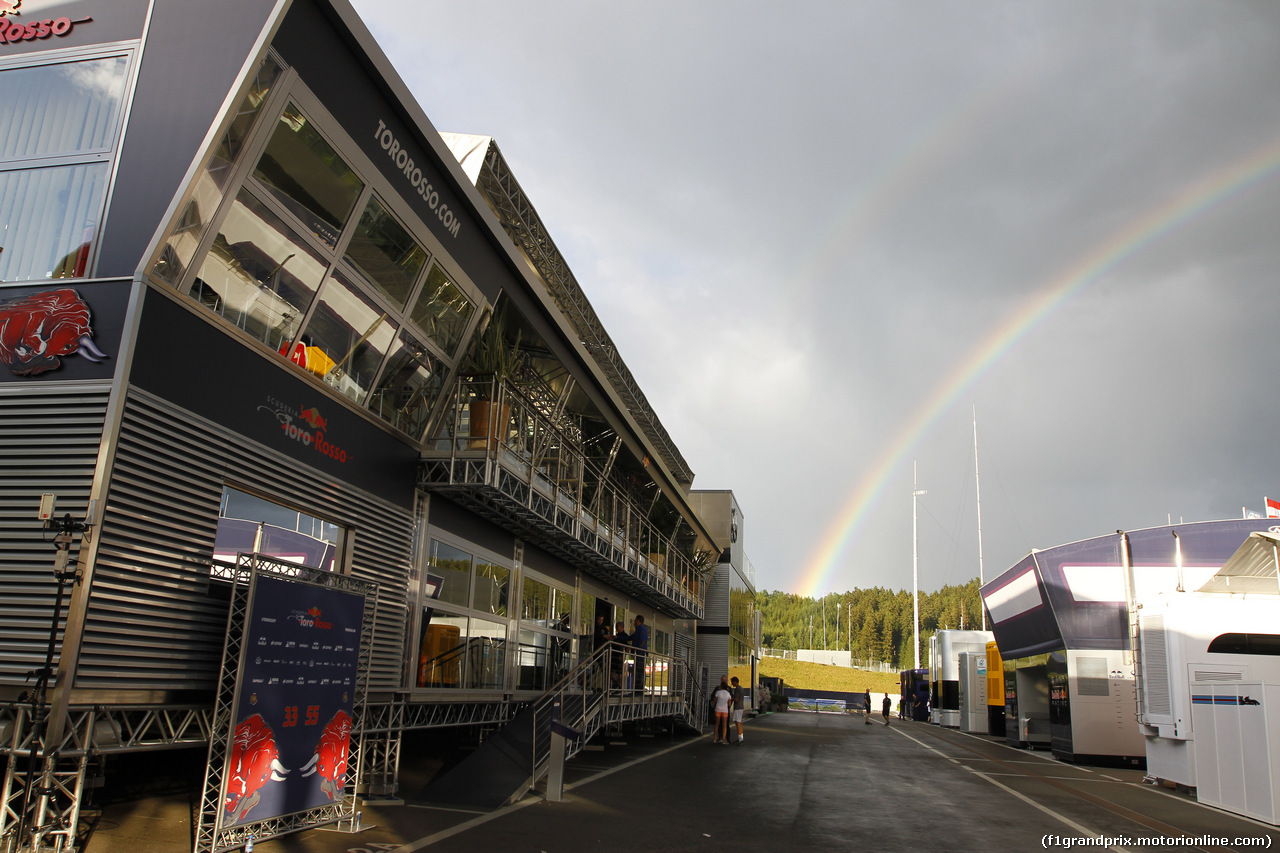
(758, 579, 984, 671)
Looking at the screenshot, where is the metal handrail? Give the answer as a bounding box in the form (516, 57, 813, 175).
(427, 376, 708, 605)
(524, 642, 705, 796)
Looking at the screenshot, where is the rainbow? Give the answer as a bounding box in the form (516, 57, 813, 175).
(794, 132, 1280, 597)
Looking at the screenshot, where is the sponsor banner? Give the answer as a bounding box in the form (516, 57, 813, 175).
(1266, 497, 1280, 519)
(223, 574, 364, 827)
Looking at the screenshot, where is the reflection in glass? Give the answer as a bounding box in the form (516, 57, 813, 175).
(367, 329, 444, 438)
(0, 163, 107, 282)
(344, 196, 427, 308)
(253, 104, 364, 248)
(152, 55, 282, 285)
(0, 55, 129, 161)
(468, 617, 506, 689)
(522, 577, 550, 625)
(416, 609, 465, 689)
(517, 629, 550, 692)
(294, 270, 396, 403)
(430, 540, 471, 608)
(410, 263, 474, 357)
(189, 189, 325, 351)
(474, 560, 509, 617)
(213, 486, 339, 572)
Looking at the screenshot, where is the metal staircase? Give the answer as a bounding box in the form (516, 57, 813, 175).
(419, 643, 706, 808)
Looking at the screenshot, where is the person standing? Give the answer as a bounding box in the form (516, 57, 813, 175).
(864, 688, 873, 725)
(882, 693, 892, 726)
(730, 676, 746, 744)
(631, 614, 649, 694)
(712, 677, 733, 744)
(611, 620, 630, 690)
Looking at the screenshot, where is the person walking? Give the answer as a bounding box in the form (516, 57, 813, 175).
(882, 693, 892, 726)
(712, 676, 733, 744)
(730, 676, 746, 744)
(864, 688, 873, 725)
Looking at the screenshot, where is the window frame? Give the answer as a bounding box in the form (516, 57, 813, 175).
(146, 63, 486, 442)
(0, 42, 138, 283)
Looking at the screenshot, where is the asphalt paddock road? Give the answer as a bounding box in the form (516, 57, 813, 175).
(84, 712, 1280, 853)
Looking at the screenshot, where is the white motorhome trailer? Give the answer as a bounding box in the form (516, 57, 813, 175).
(930, 630, 994, 728)
(1137, 530, 1280, 791)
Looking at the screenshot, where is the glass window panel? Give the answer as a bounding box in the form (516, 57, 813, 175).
(517, 629, 551, 692)
(415, 609, 466, 689)
(410, 263, 474, 357)
(430, 540, 472, 608)
(0, 56, 128, 162)
(577, 592, 595, 638)
(474, 560, 509, 617)
(343, 196, 426, 308)
(213, 487, 339, 572)
(151, 55, 282, 286)
(467, 617, 507, 690)
(550, 588, 573, 634)
(521, 577, 550, 625)
(0, 163, 107, 282)
(189, 189, 325, 351)
(252, 103, 363, 248)
(367, 329, 444, 437)
(292, 270, 396, 403)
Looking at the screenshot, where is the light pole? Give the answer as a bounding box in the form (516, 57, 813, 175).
(913, 461, 926, 670)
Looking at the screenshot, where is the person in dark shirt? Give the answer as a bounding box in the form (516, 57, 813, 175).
(864, 688, 873, 725)
(611, 620, 630, 691)
(630, 614, 649, 693)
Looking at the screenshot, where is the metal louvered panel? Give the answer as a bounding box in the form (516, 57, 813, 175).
(1140, 613, 1172, 721)
(78, 389, 412, 693)
(0, 383, 111, 685)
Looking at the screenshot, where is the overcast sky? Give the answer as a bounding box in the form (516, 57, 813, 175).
(352, 1, 1280, 597)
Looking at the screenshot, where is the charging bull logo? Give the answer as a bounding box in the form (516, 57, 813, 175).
(0, 2, 21, 16)
(0, 287, 108, 376)
(301, 710, 352, 801)
(225, 714, 289, 824)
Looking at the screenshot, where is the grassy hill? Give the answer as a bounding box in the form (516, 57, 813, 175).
(753, 657, 900, 694)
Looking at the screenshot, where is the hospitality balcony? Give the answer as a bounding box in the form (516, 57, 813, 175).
(419, 375, 707, 620)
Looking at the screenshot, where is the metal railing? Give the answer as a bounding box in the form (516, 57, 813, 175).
(524, 642, 705, 798)
(421, 375, 708, 615)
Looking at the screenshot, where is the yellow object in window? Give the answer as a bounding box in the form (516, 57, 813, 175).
(303, 346, 335, 377)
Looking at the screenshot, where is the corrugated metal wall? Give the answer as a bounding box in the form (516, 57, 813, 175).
(0, 382, 110, 686)
(77, 388, 414, 693)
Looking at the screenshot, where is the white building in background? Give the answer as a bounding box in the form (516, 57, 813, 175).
(689, 491, 760, 697)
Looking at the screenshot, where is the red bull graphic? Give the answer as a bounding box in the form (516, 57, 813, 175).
(0, 287, 108, 376)
(301, 710, 352, 801)
(223, 575, 364, 829)
(224, 714, 289, 825)
(0, 1, 21, 16)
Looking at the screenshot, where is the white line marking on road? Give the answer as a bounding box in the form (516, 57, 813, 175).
(891, 726, 1131, 853)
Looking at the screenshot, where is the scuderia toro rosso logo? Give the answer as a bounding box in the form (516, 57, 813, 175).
(258, 396, 351, 464)
(0, 1, 93, 44)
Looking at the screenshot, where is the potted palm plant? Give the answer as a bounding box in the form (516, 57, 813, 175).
(464, 309, 522, 448)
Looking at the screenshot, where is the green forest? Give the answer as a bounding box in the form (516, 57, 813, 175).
(758, 579, 985, 670)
